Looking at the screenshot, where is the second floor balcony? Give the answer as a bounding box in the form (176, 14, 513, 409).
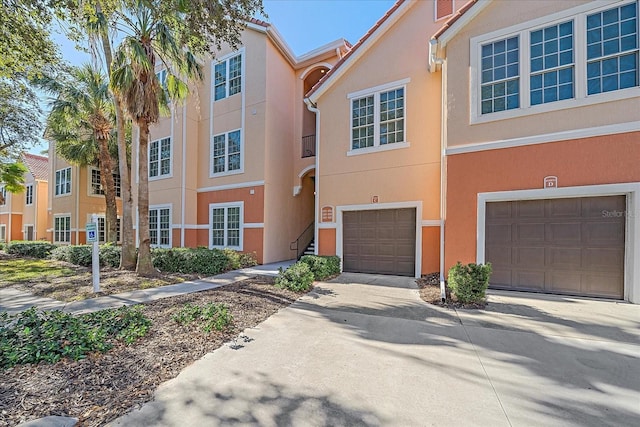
(302, 134, 316, 158)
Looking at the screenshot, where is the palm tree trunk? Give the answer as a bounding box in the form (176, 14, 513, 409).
(96, 136, 117, 243)
(136, 120, 155, 275)
(96, 1, 136, 268)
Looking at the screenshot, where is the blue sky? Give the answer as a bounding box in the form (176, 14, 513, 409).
(35, 0, 396, 154)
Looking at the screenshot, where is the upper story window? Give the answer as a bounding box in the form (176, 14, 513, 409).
(90, 168, 121, 197)
(214, 54, 242, 101)
(586, 2, 638, 94)
(480, 36, 520, 113)
(530, 21, 574, 105)
(471, 0, 639, 122)
(211, 129, 241, 175)
(149, 137, 171, 179)
(156, 69, 167, 89)
(55, 167, 72, 196)
(25, 184, 33, 205)
(0, 186, 6, 206)
(348, 79, 408, 154)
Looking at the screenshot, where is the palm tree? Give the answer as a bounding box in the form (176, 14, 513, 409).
(43, 64, 120, 243)
(110, 1, 202, 275)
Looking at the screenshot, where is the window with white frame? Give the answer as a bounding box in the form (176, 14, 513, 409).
(149, 207, 171, 247)
(54, 216, 71, 243)
(90, 168, 121, 197)
(211, 129, 241, 175)
(473, 0, 639, 119)
(0, 186, 6, 206)
(25, 184, 33, 205)
(55, 167, 72, 196)
(350, 84, 406, 150)
(0, 224, 5, 242)
(149, 137, 171, 178)
(156, 69, 167, 89)
(210, 204, 242, 249)
(97, 216, 121, 243)
(214, 54, 242, 101)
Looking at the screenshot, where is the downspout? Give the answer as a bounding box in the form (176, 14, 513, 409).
(304, 97, 320, 256)
(181, 105, 186, 247)
(430, 38, 447, 302)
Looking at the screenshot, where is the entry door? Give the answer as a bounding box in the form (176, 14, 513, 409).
(25, 225, 34, 241)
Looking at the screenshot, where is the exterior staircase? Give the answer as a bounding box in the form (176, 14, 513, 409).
(302, 240, 315, 257)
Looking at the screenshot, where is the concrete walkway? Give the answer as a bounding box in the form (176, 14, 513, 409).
(0, 260, 296, 315)
(109, 273, 640, 427)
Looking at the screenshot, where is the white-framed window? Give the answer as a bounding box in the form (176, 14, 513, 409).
(213, 53, 242, 101)
(90, 167, 121, 197)
(0, 186, 6, 206)
(149, 137, 171, 179)
(348, 79, 409, 154)
(25, 184, 33, 205)
(96, 216, 121, 243)
(209, 202, 243, 250)
(211, 129, 242, 175)
(471, 0, 639, 122)
(156, 69, 167, 89)
(54, 215, 71, 243)
(55, 167, 72, 196)
(0, 224, 6, 242)
(149, 206, 171, 248)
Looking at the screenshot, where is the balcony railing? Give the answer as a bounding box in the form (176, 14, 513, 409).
(301, 134, 316, 158)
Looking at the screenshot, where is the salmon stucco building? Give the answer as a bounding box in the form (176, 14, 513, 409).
(132, 19, 349, 264)
(0, 153, 49, 243)
(430, 0, 640, 303)
(306, 0, 466, 278)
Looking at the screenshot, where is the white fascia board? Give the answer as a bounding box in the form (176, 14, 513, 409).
(435, 0, 493, 48)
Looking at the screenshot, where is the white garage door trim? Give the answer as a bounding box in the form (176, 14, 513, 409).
(336, 201, 423, 278)
(477, 183, 640, 303)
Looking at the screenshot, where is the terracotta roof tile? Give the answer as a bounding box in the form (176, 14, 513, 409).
(249, 17, 270, 28)
(306, 0, 406, 99)
(22, 153, 49, 181)
(432, 0, 478, 40)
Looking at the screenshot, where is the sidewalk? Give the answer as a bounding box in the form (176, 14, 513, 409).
(0, 260, 296, 316)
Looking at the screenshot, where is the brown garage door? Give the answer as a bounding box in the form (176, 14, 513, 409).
(343, 208, 416, 276)
(485, 196, 625, 299)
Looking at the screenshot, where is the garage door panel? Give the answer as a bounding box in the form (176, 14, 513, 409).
(514, 271, 546, 290)
(343, 208, 415, 277)
(485, 196, 624, 299)
(547, 247, 582, 269)
(516, 223, 545, 241)
(515, 247, 545, 267)
(517, 200, 546, 218)
(584, 221, 625, 245)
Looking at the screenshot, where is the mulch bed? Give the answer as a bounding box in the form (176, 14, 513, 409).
(0, 277, 304, 426)
(417, 272, 486, 309)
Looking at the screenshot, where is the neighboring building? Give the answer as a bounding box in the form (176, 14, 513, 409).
(430, 0, 640, 302)
(306, 0, 466, 277)
(132, 19, 348, 263)
(0, 153, 49, 243)
(47, 143, 123, 244)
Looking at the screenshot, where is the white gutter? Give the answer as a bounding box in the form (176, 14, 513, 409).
(428, 39, 444, 73)
(304, 98, 320, 256)
(181, 104, 186, 247)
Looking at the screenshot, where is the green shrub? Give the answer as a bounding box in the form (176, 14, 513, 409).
(447, 262, 493, 304)
(172, 302, 233, 333)
(50, 244, 122, 267)
(6, 241, 57, 259)
(275, 261, 314, 292)
(300, 255, 341, 280)
(0, 306, 150, 369)
(0, 242, 5, 251)
(152, 247, 228, 275)
(221, 249, 258, 270)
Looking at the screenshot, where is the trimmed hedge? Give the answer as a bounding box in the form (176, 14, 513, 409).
(300, 255, 340, 280)
(6, 241, 57, 259)
(275, 261, 314, 292)
(447, 262, 493, 304)
(152, 247, 257, 275)
(50, 244, 122, 268)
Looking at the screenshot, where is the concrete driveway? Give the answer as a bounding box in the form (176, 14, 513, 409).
(110, 273, 640, 427)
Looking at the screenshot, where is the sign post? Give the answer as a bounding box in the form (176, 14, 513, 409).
(86, 215, 100, 293)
